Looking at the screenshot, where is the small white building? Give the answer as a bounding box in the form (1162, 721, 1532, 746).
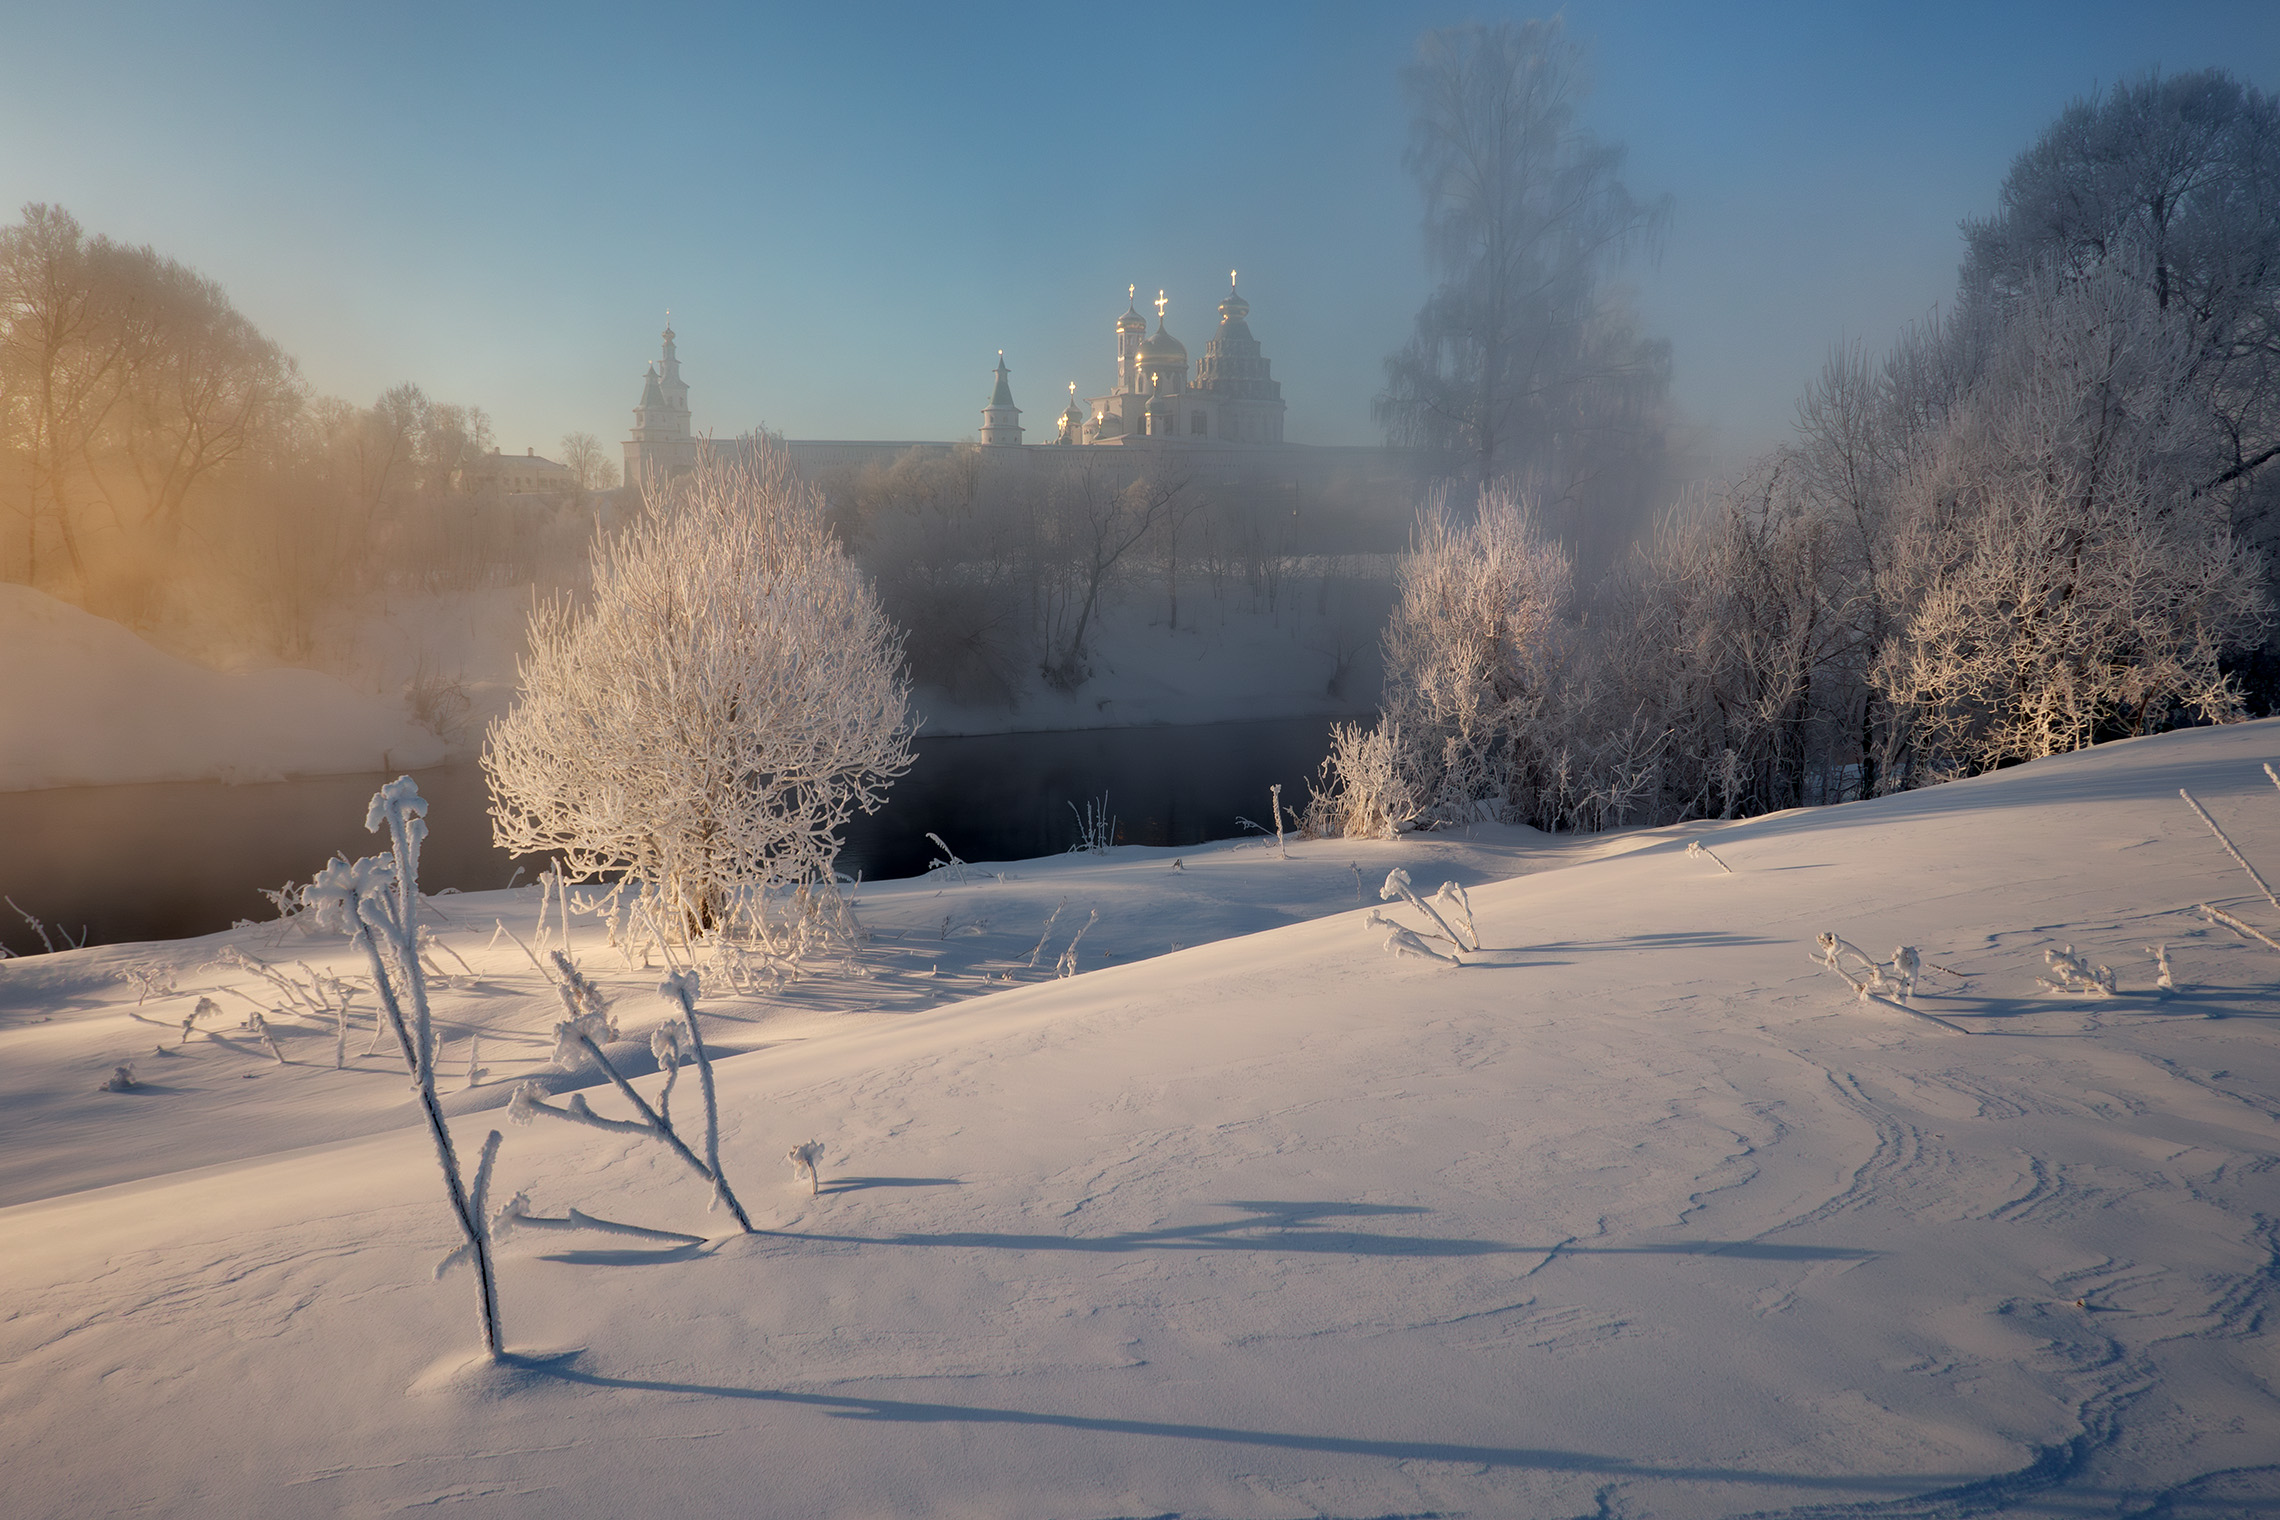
(463, 446, 577, 496)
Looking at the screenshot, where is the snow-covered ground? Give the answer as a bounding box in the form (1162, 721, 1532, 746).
(0, 584, 446, 790)
(3, 722, 2278, 1517)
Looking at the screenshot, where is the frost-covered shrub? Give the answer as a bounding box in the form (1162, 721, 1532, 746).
(484, 439, 915, 941)
(2038, 944, 2117, 997)
(1305, 720, 1418, 840)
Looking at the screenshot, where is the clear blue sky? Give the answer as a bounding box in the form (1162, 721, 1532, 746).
(5, 1, 2274, 476)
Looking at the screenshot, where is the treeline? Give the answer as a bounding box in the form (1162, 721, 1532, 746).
(1317, 67, 2280, 836)
(814, 446, 1404, 707)
(0, 205, 610, 660)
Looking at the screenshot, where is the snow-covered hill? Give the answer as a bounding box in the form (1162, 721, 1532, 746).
(0, 584, 446, 790)
(2, 722, 2277, 1518)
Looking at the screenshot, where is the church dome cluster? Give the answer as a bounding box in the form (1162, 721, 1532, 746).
(984, 273, 1285, 448)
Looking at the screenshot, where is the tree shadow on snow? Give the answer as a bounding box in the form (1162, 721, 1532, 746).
(504, 1350, 1988, 1498)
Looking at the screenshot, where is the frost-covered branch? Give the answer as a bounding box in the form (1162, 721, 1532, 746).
(1685, 840, 1734, 875)
(1366, 910, 1462, 965)
(2038, 944, 2116, 997)
(490, 1192, 703, 1247)
(2179, 788, 2280, 911)
(1380, 868, 1473, 951)
(1027, 898, 1067, 969)
(2197, 902, 2280, 954)
(507, 960, 755, 1234)
(1056, 909, 1099, 978)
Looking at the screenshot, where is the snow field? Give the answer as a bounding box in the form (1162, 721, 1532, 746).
(1, 721, 2278, 1517)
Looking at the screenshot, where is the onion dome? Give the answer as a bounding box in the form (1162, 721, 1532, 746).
(1218, 271, 1250, 325)
(1136, 289, 1187, 365)
(1117, 284, 1149, 334)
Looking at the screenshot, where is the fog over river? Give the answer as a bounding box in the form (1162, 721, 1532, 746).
(0, 716, 1354, 955)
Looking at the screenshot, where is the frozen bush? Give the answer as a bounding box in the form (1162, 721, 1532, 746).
(2038, 944, 2117, 997)
(485, 439, 914, 945)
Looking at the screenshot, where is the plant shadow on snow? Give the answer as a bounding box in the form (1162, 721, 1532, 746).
(818, 1175, 963, 1195)
(496, 1352, 1968, 1496)
(763, 1199, 1878, 1262)
(536, 1242, 711, 1268)
(1904, 985, 2279, 1029)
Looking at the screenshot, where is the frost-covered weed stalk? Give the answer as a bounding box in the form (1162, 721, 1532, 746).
(788, 1140, 825, 1196)
(2039, 945, 2117, 997)
(485, 438, 914, 948)
(1069, 792, 1116, 855)
(1367, 868, 1477, 965)
(305, 777, 505, 1359)
(508, 965, 755, 1233)
(1815, 933, 1921, 1003)
(2179, 774, 2280, 958)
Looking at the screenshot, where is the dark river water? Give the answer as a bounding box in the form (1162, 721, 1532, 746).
(0, 715, 1355, 954)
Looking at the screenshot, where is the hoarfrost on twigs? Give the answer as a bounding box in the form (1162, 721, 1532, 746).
(2039, 944, 2117, 997)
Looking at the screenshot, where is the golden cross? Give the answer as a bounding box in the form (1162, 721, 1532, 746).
(1230, 269, 1237, 289)
(1155, 289, 1168, 321)
(1128, 283, 1136, 303)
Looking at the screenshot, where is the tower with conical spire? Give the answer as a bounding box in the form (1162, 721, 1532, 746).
(624, 318, 698, 490)
(980, 352, 1023, 446)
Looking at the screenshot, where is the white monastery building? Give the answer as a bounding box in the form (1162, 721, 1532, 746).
(622, 274, 1323, 491)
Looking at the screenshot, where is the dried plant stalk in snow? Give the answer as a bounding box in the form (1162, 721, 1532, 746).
(788, 1140, 824, 1196)
(305, 777, 505, 1358)
(508, 964, 754, 1233)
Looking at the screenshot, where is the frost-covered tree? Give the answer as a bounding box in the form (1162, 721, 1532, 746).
(484, 439, 915, 937)
(1375, 18, 1670, 533)
(1879, 265, 2263, 772)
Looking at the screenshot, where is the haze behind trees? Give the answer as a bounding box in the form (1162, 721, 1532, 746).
(1376, 17, 1673, 582)
(1315, 59, 2280, 838)
(0, 205, 613, 665)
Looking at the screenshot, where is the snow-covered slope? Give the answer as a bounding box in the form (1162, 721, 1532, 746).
(2, 723, 2278, 1518)
(0, 583, 445, 790)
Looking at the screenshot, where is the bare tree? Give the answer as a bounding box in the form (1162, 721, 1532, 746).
(1038, 462, 1188, 690)
(1375, 20, 1670, 503)
(558, 430, 617, 493)
(0, 204, 135, 586)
